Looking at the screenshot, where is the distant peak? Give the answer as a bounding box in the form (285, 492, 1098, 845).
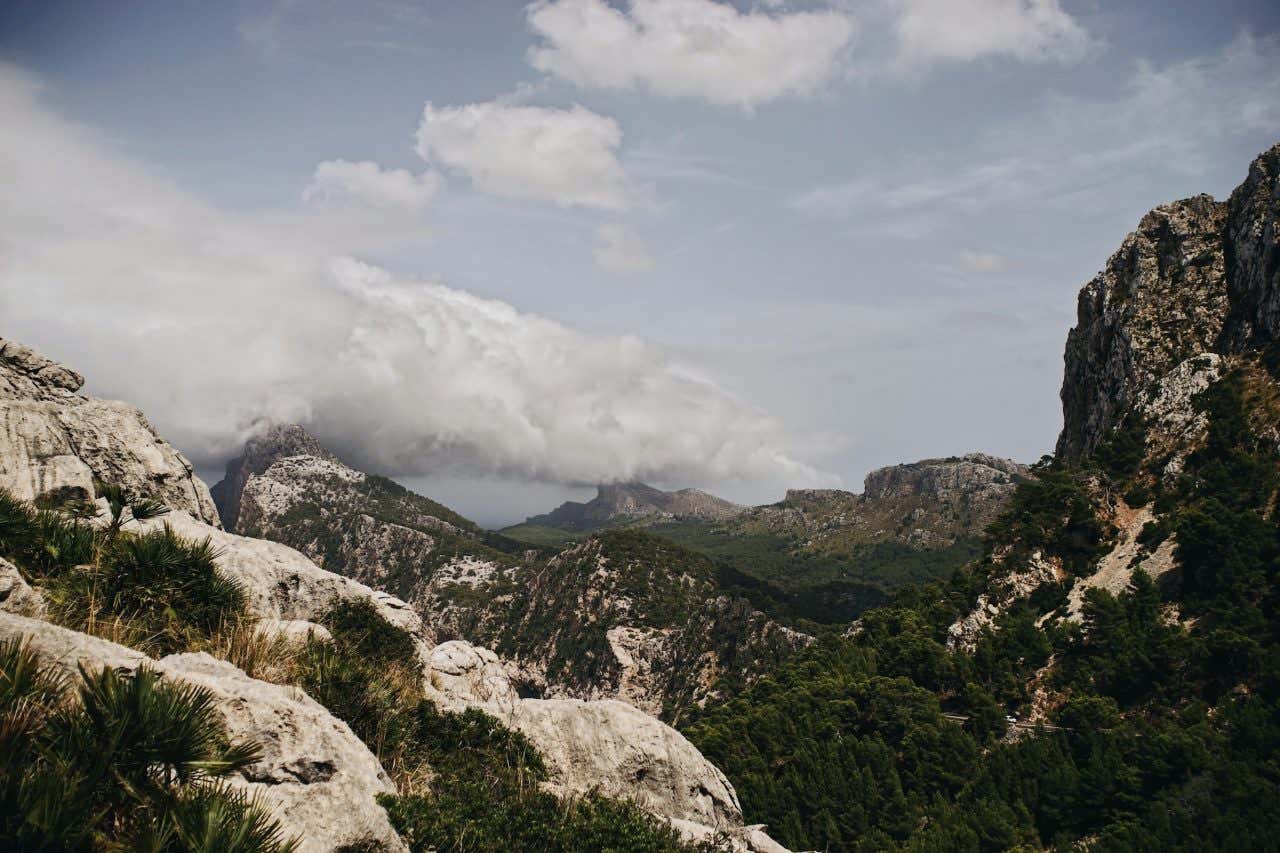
(211, 423, 337, 531)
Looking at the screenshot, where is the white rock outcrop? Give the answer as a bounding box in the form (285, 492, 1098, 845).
(421, 638, 790, 849)
(0, 611, 405, 853)
(0, 338, 220, 526)
(0, 557, 46, 618)
(130, 509, 433, 647)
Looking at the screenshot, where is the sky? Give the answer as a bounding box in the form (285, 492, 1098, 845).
(1, 0, 1279, 527)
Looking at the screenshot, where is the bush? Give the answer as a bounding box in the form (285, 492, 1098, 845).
(0, 638, 295, 851)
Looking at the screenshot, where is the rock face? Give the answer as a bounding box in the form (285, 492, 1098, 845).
(453, 534, 812, 719)
(0, 556, 46, 618)
(210, 424, 511, 633)
(423, 638, 747, 835)
(0, 338, 220, 526)
(735, 453, 1030, 553)
(1223, 142, 1280, 349)
(1058, 142, 1280, 461)
(0, 611, 406, 853)
(211, 424, 336, 532)
(523, 481, 745, 532)
(131, 509, 433, 648)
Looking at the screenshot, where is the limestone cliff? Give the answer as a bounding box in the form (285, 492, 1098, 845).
(740, 452, 1030, 553)
(1058, 141, 1280, 461)
(951, 140, 1280, 653)
(0, 338, 221, 526)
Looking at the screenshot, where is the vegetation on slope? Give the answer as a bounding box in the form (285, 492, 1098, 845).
(300, 598, 704, 852)
(0, 490, 703, 851)
(0, 639, 294, 851)
(683, 359, 1280, 851)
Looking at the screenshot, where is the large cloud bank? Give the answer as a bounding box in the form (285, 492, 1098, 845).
(0, 68, 817, 486)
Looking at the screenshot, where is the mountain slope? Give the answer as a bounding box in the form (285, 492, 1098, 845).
(683, 141, 1280, 852)
(213, 427, 812, 720)
(0, 340, 787, 851)
(506, 480, 745, 544)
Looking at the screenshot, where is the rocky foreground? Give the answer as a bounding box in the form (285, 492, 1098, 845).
(0, 337, 788, 852)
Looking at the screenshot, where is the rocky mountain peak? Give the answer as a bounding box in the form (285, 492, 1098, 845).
(1058, 142, 1280, 461)
(524, 480, 744, 531)
(0, 337, 86, 400)
(862, 453, 1030, 502)
(211, 423, 336, 531)
(1223, 140, 1280, 350)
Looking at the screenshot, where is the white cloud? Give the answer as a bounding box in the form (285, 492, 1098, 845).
(524, 0, 1097, 105)
(304, 159, 442, 210)
(794, 33, 1280, 225)
(885, 0, 1091, 73)
(0, 66, 818, 488)
(414, 100, 633, 210)
(594, 224, 654, 274)
(525, 0, 857, 109)
(958, 250, 1007, 273)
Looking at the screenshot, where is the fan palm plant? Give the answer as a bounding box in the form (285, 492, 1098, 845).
(95, 480, 170, 541)
(0, 638, 296, 851)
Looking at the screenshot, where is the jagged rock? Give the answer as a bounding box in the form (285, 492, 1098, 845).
(0, 338, 220, 526)
(1223, 141, 1280, 349)
(130, 509, 433, 647)
(209, 425, 506, 639)
(1057, 195, 1230, 460)
(211, 424, 338, 532)
(1058, 143, 1280, 461)
(426, 640, 523, 707)
(423, 638, 748, 830)
(739, 453, 1030, 553)
(0, 611, 405, 853)
(254, 618, 334, 645)
(0, 557, 45, 618)
(523, 481, 745, 531)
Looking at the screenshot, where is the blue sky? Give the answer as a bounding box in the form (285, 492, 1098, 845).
(2, 0, 1279, 525)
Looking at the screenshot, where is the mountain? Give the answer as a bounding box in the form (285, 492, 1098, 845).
(211, 425, 811, 721)
(210, 423, 523, 634)
(0, 340, 789, 852)
(682, 141, 1280, 852)
(731, 452, 1030, 554)
(506, 481, 745, 544)
(568, 453, 1031, 625)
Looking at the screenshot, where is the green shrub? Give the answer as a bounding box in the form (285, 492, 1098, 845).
(0, 638, 294, 851)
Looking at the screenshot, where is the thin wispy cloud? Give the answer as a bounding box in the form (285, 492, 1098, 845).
(594, 224, 654, 274)
(794, 33, 1280, 229)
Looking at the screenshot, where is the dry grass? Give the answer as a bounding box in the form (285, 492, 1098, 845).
(198, 619, 308, 685)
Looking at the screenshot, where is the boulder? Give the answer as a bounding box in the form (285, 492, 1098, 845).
(0, 338, 220, 526)
(423, 638, 767, 840)
(0, 557, 45, 618)
(0, 611, 405, 853)
(131, 509, 433, 647)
